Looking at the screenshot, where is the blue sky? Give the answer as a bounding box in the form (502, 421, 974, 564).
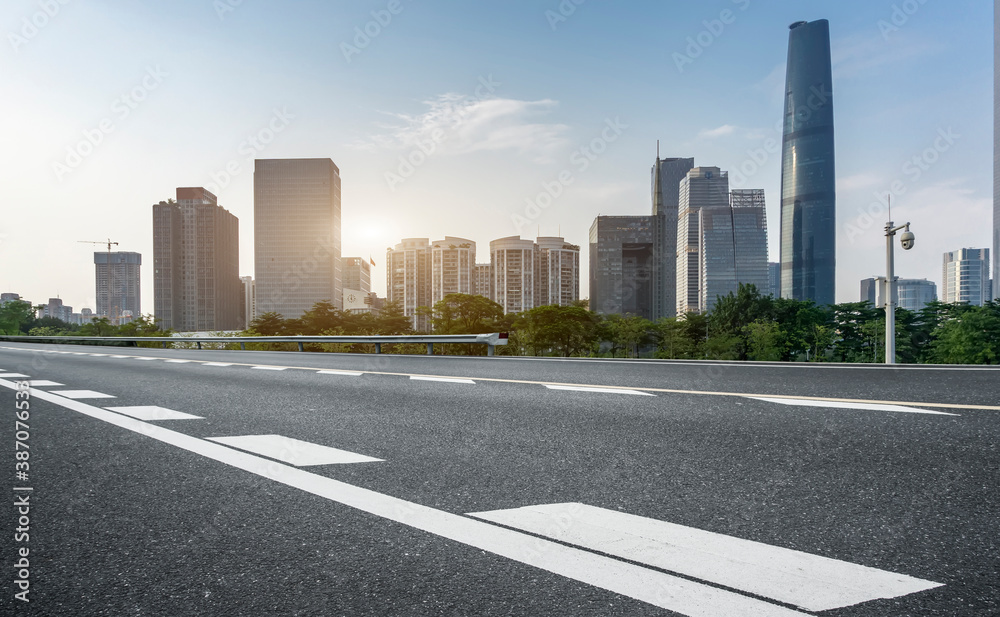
(0, 0, 992, 312)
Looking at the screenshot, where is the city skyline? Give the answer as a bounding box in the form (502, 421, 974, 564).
(0, 1, 993, 312)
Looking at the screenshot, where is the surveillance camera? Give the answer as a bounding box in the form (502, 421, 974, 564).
(900, 230, 915, 250)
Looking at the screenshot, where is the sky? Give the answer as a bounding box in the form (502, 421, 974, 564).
(0, 0, 993, 313)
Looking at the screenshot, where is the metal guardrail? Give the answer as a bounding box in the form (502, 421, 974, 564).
(0, 333, 510, 356)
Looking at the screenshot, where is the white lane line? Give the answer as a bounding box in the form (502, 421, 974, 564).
(0, 378, 810, 617)
(0, 373, 30, 378)
(410, 376, 475, 384)
(165, 359, 193, 364)
(88, 353, 109, 357)
(105, 406, 204, 421)
(202, 362, 233, 367)
(133, 357, 159, 361)
(545, 384, 655, 396)
(110, 355, 131, 358)
(207, 435, 383, 466)
(317, 370, 363, 376)
(748, 396, 959, 416)
(26, 380, 63, 387)
(51, 390, 116, 399)
(251, 366, 287, 371)
(468, 502, 942, 612)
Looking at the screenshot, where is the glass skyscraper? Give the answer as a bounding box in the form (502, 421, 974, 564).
(780, 19, 836, 305)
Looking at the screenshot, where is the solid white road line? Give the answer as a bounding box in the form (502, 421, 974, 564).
(105, 406, 204, 421)
(0, 377, 812, 617)
(317, 370, 363, 376)
(207, 435, 383, 466)
(545, 384, 655, 396)
(51, 390, 116, 399)
(0, 373, 30, 378)
(468, 502, 942, 612)
(251, 366, 287, 371)
(26, 380, 63, 387)
(410, 376, 475, 384)
(748, 396, 959, 416)
(202, 362, 233, 367)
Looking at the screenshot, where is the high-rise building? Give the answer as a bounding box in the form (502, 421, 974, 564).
(342, 257, 371, 294)
(386, 238, 432, 331)
(677, 167, 730, 315)
(95, 251, 141, 321)
(697, 189, 769, 313)
(153, 187, 242, 332)
(473, 263, 492, 300)
(862, 277, 937, 312)
(651, 155, 695, 318)
(254, 158, 342, 319)
(994, 0, 999, 302)
(491, 236, 540, 314)
(537, 237, 580, 307)
(943, 248, 991, 306)
(241, 276, 256, 327)
(0, 293, 22, 305)
(38, 298, 73, 322)
(780, 19, 836, 306)
(430, 237, 476, 303)
(768, 262, 780, 297)
(589, 216, 655, 318)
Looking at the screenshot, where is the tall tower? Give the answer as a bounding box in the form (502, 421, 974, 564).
(491, 236, 540, 314)
(943, 248, 991, 306)
(676, 167, 729, 315)
(536, 236, 580, 306)
(95, 252, 141, 321)
(254, 158, 342, 318)
(153, 187, 242, 331)
(386, 238, 432, 331)
(780, 19, 836, 305)
(651, 153, 695, 319)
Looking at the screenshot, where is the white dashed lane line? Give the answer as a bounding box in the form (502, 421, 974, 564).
(545, 384, 655, 396)
(26, 380, 63, 387)
(410, 376, 476, 384)
(202, 362, 233, 367)
(165, 359, 193, 364)
(51, 390, 116, 399)
(133, 357, 159, 361)
(747, 396, 960, 416)
(207, 435, 383, 466)
(105, 406, 204, 421)
(317, 370, 363, 376)
(251, 366, 288, 371)
(0, 373, 30, 378)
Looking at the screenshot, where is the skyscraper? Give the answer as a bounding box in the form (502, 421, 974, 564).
(342, 257, 371, 294)
(651, 154, 695, 318)
(153, 187, 242, 331)
(537, 237, 580, 306)
(676, 167, 729, 315)
(697, 189, 769, 312)
(780, 19, 836, 305)
(254, 158, 342, 319)
(386, 238, 432, 331)
(95, 251, 141, 321)
(943, 248, 991, 306)
(589, 216, 655, 319)
(491, 236, 540, 314)
(473, 264, 492, 300)
(768, 262, 780, 297)
(241, 276, 256, 327)
(430, 237, 476, 302)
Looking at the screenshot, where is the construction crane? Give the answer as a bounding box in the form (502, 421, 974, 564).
(78, 239, 120, 325)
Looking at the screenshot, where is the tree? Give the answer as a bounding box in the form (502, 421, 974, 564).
(248, 312, 287, 336)
(518, 305, 597, 357)
(298, 300, 342, 334)
(0, 300, 35, 334)
(371, 300, 413, 335)
(744, 320, 783, 361)
(599, 314, 651, 358)
(430, 293, 504, 334)
(928, 302, 1000, 364)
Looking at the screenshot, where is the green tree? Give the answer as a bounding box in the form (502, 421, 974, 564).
(430, 293, 504, 334)
(744, 319, 783, 361)
(928, 302, 1000, 364)
(248, 312, 288, 336)
(519, 305, 597, 357)
(600, 314, 651, 358)
(0, 300, 35, 334)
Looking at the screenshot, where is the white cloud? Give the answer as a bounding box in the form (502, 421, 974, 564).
(697, 124, 738, 139)
(357, 94, 571, 164)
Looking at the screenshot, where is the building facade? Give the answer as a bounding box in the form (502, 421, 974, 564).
(491, 236, 540, 314)
(943, 248, 991, 306)
(780, 19, 836, 306)
(862, 277, 937, 312)
(430, 237, 476, 303)
(697, 189, 769, 313)
(768, 262, 780, 297)
(254, 158, 342, 319)
(589, 216, 655, 319)
(651, 155, 695, 319)
(473, 263, 492, 300)
(241, 276, 256, 327)
(38, 298, 73, 322)
(536, 237, 580, 307)
(0, 293, 22, 306)
(676, 167, 730, 315)
(95, 251, 141, 321)
(387, 238, 432, 331)
(342, 257, 371, 294)
(153, 187, 242, 331)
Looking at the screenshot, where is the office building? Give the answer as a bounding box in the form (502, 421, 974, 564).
(254, 158, 342, 319)
(589, 216, 654, 318)
(343, 257, 371, 294)
(780, 19, 836, 305)
(1, 293, 22, 305)
(651, 155, 695, 318)
(95, 251, 141, 321)
(491, 236, 540, 314)
(862, 277, 937, 312)
(677, 167, 730, 314)
(38, 298, 73, 322)
(387, 238, 432, 331)
(430, 237, 476, 302)
(473, 263, 492, 300)
(696, 189, 770, 313)
(943, 248, 991, 306)
(153, 187, 242, 332)
(768, 262, 780, 297)
(537, 237, 580, 307)
(241, 276, 256, 327)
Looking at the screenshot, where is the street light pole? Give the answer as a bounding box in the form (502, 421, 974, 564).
(884, 220, 913, 364)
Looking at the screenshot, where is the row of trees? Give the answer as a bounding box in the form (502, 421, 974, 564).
(4, 289, 998, 363)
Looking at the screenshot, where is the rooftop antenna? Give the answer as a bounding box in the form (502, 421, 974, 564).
(887, 193, 891, 222)
(656, 139, 660, 160)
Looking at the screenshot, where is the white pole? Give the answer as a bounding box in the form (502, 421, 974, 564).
(885, 222, 895, 364)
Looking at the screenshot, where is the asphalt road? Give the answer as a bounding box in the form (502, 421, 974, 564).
(1, 341, 998, 616)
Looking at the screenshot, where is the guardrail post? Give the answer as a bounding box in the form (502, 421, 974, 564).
(488, 344, 494, 357)
(197, 342, 202, 350)
(375, 343, 381, 354)
(240, 342, 245, 350)
(162, 341, 166, 349)
(427, 342, 433, 355)
(297, 342, 304, 352)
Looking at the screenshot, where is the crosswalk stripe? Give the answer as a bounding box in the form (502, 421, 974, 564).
(206, 435, 382, 466)
(545, 384, 654, 396)
(0, 373, 30, 378)
(51, 390, 115, 399)
(468, 502, 942, 612)
(748, 396, 959, 416)
(26, 380, 63, 387)
(105, 406, 203, 421)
